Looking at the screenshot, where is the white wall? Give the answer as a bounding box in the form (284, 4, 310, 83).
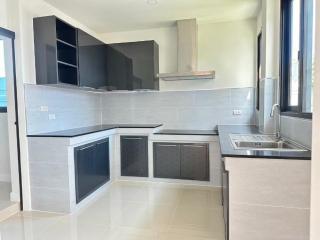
(100, 18, 257, 91)
(0, 0, 104, 209)
(310, 1, 320, 239)
(0, 113, 11, 182)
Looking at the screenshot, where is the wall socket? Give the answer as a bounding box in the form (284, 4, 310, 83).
(233, 110, 242, 115)
(48, 114, 56, 120)
(40, 106, 49, 112)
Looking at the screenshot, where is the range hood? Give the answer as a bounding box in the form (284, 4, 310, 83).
(158, 19, 215, 81)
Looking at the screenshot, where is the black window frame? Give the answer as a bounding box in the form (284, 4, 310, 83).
(280, 0, 313, 119)
(256, 32, 262, 110)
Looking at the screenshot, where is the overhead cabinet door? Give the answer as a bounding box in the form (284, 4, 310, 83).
(154, 143, 181, 179)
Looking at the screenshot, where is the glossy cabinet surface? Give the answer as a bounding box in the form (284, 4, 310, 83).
(154, 142, 209, 181)
(107, 41, 159, 90)
(74, 138, 110, 203)
(34, 16, 160, 91)
(78, 29, 108, 89)
(33, 16, 79, 86)
(121, 136, 148, 177)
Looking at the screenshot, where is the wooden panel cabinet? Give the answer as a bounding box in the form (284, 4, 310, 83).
(74, 138, 109, 203)
(121, 136, 148, 177)
(154, 142, 209, 181)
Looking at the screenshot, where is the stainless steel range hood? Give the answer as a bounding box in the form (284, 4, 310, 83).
(158, 19, 215, 81)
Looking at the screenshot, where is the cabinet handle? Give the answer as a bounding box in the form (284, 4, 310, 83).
(79, 144, 95, 150)
(123, 137, 144, 140)
(183, 145, 206, 148)
(158, 144, 177, 147)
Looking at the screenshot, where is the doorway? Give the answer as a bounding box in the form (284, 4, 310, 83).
(0, 27, 22, 221)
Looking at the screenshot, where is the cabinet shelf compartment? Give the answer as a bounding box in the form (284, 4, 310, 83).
(58, 62, 78, 85)
(57, 41, 78, 66)
(56, 19, 77, 46)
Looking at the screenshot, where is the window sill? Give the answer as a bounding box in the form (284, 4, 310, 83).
(281, 111, 312, 120)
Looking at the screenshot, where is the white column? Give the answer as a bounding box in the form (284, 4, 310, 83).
(310, 1, 320, 239)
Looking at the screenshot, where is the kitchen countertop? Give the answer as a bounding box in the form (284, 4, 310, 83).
(27, 124, 163, 138)
(218, 125, 311, 160)
(154, 129, 218, 136)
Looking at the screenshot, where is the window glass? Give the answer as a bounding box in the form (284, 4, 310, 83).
(0, 40, 7, 109)
(289, 0, 301, 107)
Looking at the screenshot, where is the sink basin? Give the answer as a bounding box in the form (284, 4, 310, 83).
(229, 134, 308, 152)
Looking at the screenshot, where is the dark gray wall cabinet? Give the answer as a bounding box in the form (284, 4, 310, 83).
(74, 138, 110, 203)
(121, 136, 148, 177)
(154, 142, 209, 181)
(33, 16, 78, 86)
(33, 16, 159, 90)
(78, 29, 108, 89)
(108, 41, 159, 90)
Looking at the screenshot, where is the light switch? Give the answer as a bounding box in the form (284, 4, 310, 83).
(233, 110, 242, 115)
(48, 114, 56, 120)
(40, 106, 49, 112)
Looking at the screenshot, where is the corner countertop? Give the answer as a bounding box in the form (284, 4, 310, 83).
(218, 125, 311, 160)
(27, 124, 163, 138)
(154, 129, 218, 136)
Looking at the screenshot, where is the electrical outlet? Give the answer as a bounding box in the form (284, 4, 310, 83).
(233, 110, 242, 115)
(40, 106, 49, 112)
(48, 114, 56, 120)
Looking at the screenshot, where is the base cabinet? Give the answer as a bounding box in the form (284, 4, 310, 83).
(121, 136, 148, 177)
(74, 138, 110, 203)
(154, 142, 209, 181)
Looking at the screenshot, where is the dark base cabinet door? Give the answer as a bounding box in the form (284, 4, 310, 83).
(154, 143, 180, 179)
(181, 144, 209, 181)
(121, 136, 148, 177)
(75, 138, 110, 203)
(153, 142, 210, 181)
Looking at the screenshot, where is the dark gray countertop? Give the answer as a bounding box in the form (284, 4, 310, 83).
(154, 129, 218, 136)
(27, 124, 163, 138)
(218, 125, 311, 160)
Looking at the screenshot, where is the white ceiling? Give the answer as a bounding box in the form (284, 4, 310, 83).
(44, 0, 261, 33)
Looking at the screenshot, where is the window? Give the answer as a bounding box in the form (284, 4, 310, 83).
(0, 39, 7, 112)
(280, 0, 315, 118)
(256, 32, 262, 110)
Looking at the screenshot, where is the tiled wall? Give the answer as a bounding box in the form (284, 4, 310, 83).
(101, 88, 255, 130)
(281, 116, 312, 148)
(24, 85, 255, 134)
(24, 84, 101, 134)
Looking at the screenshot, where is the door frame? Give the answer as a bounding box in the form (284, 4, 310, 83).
(0, 26, 23, 210)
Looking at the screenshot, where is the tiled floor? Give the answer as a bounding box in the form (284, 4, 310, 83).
(0, 181, 224, 240)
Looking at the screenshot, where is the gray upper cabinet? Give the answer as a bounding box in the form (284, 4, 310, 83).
(107, 41, 159, 90)
(181, 144, 209, 181)
(154, 142, 209, 181)
(121, 136, 148, 177)
(33, 16, 160, 91)
(33, 16, 78, 86)
(78, 29, 108, 89)
(154, 143, 181, 179)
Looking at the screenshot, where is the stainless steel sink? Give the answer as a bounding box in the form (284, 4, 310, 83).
(229, 134, 308, 152)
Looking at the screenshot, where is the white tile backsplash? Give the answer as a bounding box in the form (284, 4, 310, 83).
(24, 85, 256, 134)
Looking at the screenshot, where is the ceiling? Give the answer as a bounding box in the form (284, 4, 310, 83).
(44, 0, 261, 33)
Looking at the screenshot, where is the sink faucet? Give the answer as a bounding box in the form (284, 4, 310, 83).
(270, 104, 281, 140)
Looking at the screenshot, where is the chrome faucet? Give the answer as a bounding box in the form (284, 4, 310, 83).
(270, 104, 281, 140)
